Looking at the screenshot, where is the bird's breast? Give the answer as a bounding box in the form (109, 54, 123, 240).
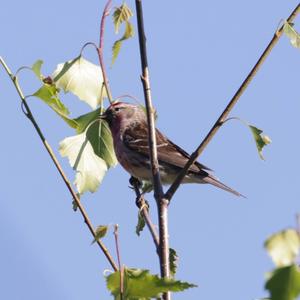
(113, 134, 152, 181)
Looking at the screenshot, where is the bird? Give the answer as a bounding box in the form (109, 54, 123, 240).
(101, 102, 242, 197)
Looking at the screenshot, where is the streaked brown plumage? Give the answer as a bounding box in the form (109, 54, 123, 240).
(102, 102, 243, 197)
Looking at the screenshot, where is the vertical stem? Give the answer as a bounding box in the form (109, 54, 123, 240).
(135, 0, 163, 200)
(135, 1, 170, 299)
(157, 198, 170, 276)
(114, 225, 124, 299)
(98, 0, 113, 103)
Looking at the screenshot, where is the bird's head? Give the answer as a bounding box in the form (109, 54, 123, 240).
(101, 102, 146, 133)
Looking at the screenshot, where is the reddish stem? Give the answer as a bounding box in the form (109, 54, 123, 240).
(98, 0, 113, 103)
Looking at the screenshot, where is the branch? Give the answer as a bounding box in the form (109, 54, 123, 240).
(97, 0, 113, 104)
(0, 56, 118, 272)
(113, 225, 124, 299)
(135, 0, 163, 200)
(135, 1, 170, 299)
(130, 177, 160, 249)
(165, 3, 300, 202)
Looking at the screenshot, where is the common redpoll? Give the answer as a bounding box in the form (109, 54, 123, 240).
(102, 102, 242, 197)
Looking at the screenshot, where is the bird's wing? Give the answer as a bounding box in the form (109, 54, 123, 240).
(123, 122, 211, 174)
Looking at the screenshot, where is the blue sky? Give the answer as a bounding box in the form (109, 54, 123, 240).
(1, 1, 300, 299)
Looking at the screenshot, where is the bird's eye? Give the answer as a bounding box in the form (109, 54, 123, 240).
(114, 107, 122, 112)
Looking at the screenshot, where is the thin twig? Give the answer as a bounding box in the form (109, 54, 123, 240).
(97, 0, 113, 104)
(165, 3, 300, 202)
(114, 225, 122, 272)
(135, 1, 170, 299)
(135, 1, 164, 200)
(114, 225, 124, 299)
(0, 56, 118, 271)
(130, 177, 160, 249)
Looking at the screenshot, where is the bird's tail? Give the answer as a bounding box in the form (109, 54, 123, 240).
(203, 175, 245, 198)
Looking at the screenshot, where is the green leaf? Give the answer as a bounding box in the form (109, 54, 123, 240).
(265, 265, 300, 300)
(112, 21, 134, 65)
(87, 120, 118, 168)
(226, 118, 271, 160)
(283, 21, 300, 49)
(74, 108, 101, 133)
(111, 3, 134, 66)
(169, 248, 179, 277)
(136, 211, 146, 236)
(74, 109, 118, 168)
(31, 60, 43, 79)
(106, 268, 196, 299)
(59, 131, 108, 194)
(265, 229, 300, 267)
(59, 108, 117, 194)
(32, 84, 78, 129)
(92, 225, 109, 244)
(249, 125, 271, 160)
(52, 56, 106, 109)
(33, 84, 68, 114)
(112, 3, 133, 34)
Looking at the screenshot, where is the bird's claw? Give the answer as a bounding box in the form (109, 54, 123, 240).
(129, 176, 142, 189)
(136, 197, 149, 212)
